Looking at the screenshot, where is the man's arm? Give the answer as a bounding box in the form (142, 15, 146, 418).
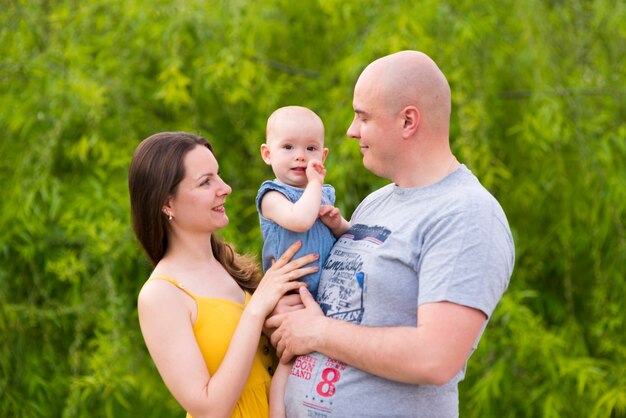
(268, 287, 486, 385)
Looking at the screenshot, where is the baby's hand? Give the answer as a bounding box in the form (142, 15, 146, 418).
(319, 205, 343, 230)
(306, 159, 326, 184)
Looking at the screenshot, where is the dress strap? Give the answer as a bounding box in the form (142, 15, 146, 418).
(149, 275, 198, 300)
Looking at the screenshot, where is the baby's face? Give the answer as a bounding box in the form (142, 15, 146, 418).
(264, 119, 326, 188)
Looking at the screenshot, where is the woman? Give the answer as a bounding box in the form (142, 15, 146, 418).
(128, 132, 318, 418)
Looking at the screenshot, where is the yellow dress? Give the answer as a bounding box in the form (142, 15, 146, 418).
(151, 276, 275, 418)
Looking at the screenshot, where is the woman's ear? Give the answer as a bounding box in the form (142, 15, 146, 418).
(260, 143, 271, 165)
(162, 197, 174, 219)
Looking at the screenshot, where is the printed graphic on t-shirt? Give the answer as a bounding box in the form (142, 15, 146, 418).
(317, 224, 390, 324)
(290, 355, 346, 417)
(291, 224, 391, 417)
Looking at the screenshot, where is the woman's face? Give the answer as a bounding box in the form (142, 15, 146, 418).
(166, 145, 232, 234)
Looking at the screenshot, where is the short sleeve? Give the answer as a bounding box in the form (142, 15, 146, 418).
(417, 195, 514, 318)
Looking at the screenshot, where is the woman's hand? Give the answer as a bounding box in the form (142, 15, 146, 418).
(247, 241, 319, 318)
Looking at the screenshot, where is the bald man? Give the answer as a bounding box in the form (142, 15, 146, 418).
(267, 51, 515, 417)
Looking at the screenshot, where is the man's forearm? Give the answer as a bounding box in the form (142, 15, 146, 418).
(314, 319, 446, 385)
(302, 303, 487, 385)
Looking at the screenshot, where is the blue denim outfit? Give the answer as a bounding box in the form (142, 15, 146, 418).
(256, 180, 337, 298)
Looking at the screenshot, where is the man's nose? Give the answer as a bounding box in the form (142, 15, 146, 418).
(347, 118, 359, 138)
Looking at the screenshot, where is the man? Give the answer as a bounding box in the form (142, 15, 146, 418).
(267, 50, 515, 417)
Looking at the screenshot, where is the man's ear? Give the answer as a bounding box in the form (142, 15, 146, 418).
(402, 106, 420, 137)
(321, 147, 329, 163)
(260, 143, 271, 165)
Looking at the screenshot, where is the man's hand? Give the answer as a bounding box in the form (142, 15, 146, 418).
(265, 286, 327, 362)
(263, 293, 305, 340)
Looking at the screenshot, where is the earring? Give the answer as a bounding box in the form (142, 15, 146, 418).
(168, 213, 173, 221)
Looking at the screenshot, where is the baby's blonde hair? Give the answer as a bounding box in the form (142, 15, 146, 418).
(266, 106, 324, 143)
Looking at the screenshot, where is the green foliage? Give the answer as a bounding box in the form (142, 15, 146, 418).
(1, 0, 624, 416)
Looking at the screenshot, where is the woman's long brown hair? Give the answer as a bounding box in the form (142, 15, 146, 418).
(128, 132, 261, 291)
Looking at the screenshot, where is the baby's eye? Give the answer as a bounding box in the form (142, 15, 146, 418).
(284, 144, 293, 150)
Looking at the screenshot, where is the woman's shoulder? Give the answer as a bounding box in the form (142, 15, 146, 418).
(138, 273, 189, 309)
(137, 276, 200, 334)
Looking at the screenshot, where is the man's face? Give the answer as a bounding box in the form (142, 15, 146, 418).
(347, 73, 403, 180)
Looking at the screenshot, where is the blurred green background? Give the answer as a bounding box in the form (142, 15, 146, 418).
(1, 0, 625, 417)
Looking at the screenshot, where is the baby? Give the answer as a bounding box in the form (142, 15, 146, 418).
(256, 105, 349, 298)
(256, 106, 350, 418)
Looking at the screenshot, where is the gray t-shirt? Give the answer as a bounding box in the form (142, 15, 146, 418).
(284, 166, 515, 418)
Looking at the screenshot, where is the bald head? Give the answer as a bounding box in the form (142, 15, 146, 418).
(266, 106, 325, 142)
(356, 50, 451, 135)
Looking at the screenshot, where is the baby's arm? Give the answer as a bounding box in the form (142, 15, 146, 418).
(319, 205, 351, 237)
(269, 362, 292, 418)
(261, 159, 326, 233)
